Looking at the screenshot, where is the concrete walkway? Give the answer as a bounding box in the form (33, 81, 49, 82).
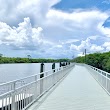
(28, 65, 110, 110)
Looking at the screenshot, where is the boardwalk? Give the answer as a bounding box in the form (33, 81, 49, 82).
(28, 65, 110, 110)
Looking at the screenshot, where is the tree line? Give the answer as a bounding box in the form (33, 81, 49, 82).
(0, 56, 69, 64)
(72, 52, 110, 73)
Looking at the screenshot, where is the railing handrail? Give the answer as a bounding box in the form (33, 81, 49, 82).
(0, 80, 36, 98)
(74, 63, 110, 75)
(0, 66, 67, 98)
(0, 66, 66, 87)
(87, 64, 110, 75)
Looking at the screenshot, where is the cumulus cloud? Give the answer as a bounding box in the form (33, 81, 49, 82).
(70, 38, 104, 55)
(0, 0, 61, 26)
(0, 17, 52, 51)
(103, 42, 110, 51)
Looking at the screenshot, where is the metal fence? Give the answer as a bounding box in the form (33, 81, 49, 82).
(86, 64, 110, 95)
(0, 64, 74, 110)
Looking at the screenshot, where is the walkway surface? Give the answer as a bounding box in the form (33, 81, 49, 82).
(28, 65, 110, 110)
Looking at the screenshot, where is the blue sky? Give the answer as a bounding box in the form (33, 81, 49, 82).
(54, 0, 110, 11)
(0, 0, 110, 58)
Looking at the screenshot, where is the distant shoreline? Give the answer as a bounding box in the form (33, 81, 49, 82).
(0, 57, 70, 64)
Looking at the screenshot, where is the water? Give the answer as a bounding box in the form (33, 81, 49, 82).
(0, 63, 60, 83)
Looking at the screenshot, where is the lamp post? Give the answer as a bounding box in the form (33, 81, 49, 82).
(85, 49, 86, 64)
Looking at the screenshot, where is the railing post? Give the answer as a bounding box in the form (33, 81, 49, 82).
(35, 75, 37, 81)
(12, 82, 16, 110)
(34, 75, 38, 99)
(40, 63, 45, 95)
(52, 63, 55, 85)
(52, 63, 55, 73)
(106, 73, 108, 90)
(40, 63, 45, 78)
(66, 62, 67, 66)
(60, 62, 62, 67)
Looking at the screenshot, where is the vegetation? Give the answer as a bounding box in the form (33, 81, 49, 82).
(0, 56, 69, 64)
(72, 52, 110, 73)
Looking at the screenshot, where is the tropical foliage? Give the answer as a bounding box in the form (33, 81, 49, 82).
(72, 52, 110, 73)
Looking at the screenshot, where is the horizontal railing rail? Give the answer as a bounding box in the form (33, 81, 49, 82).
(85, 64, 110, 95)
(0, 64, 74, 110)
(0, 69, 54, 95)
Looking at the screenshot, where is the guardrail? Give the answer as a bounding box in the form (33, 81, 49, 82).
(86, 64, 110, 95)
(0, 64, 74, 110)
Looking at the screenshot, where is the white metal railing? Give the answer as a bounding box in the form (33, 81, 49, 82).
(86, 64, 110, 95)
(0, 64, 74, 110)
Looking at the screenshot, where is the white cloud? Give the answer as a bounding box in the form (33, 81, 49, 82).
(103, 42, 110, 51)
(78, 53, 85, 57)
(44, 8, 109, 42)
(61, 39, 79, 44)
(46, 9, 108, 30)
(70, 38, 91, 51)
(90, 45, 104, 52)
(0, 0, 61, 27)
(98, 26, 110, 37)
(70, 38, 104, 54)
(0, 17, 52, 51)
(56, 45, 63, 48)
(88, 36, 98, 40)
(103, 42, 110, 47)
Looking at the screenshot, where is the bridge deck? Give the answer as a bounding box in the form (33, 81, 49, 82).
(28, 65, 110, 110)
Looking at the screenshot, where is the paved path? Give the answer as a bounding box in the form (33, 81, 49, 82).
(28, 65, 110, 110)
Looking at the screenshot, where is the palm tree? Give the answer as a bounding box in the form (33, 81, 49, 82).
(27, 55, 31, 59)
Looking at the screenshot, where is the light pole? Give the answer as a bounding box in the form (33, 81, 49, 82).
(84, 49, 86, 64)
